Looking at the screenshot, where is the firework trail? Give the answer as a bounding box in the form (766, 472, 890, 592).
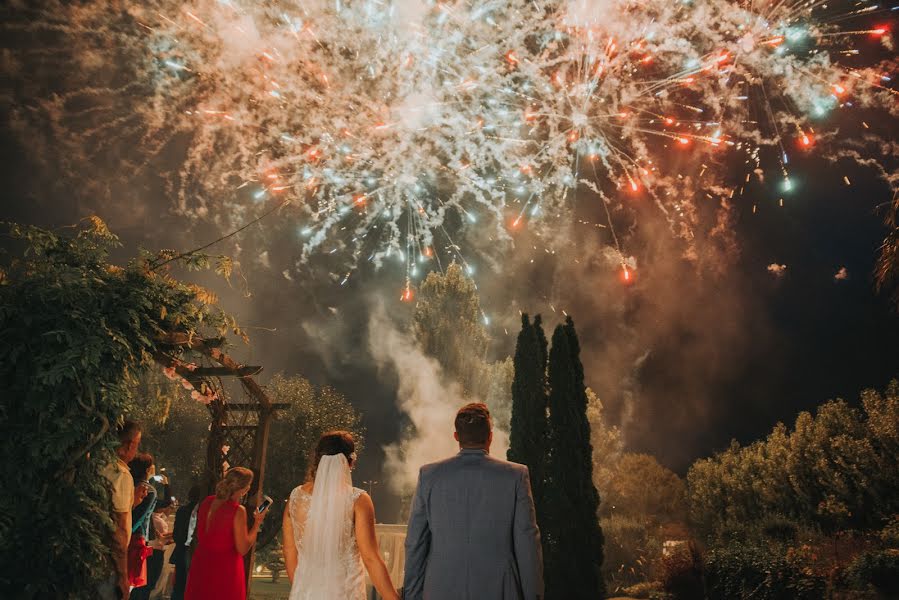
(3, 0, 896, 289)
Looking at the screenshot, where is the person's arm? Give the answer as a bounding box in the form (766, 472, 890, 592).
(402, 468, 431, 600)
(133, 483, 149, 509)
(233, 504, 268, 556)
(354, 493, 400, 600)
(112, 510, 132, 600)
(282, 502, 298, 584)
(512, 466, 543, 600)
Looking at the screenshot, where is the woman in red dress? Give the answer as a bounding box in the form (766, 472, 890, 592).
(185, 467, 269, 600)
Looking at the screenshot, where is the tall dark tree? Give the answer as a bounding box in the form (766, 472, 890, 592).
(543, 317, 605, 599)
(508, 313, 548, 522)
(534, 313, 549, 378)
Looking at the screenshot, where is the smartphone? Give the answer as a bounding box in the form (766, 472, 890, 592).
(257, 495, 273, 513)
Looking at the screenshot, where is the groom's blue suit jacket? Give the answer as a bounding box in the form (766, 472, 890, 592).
(403, 449, 544, 600)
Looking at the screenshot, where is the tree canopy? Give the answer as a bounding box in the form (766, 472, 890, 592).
(688, 382, 899, 537)
(412, 263, 512, 425)
(0, 219, 238, 597)
(543, 317, 605, 600)
(413, 263, 487, 395)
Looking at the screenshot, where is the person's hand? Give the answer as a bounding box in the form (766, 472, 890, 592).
(133, 483, 149, 507)
(117, 575, 130, 600)
(253, 503, 270, 525)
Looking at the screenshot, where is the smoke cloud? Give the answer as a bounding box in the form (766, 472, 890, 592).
(368, 301, 509, 495)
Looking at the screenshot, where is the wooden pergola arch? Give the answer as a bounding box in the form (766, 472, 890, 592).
(154, 332, 287, 587)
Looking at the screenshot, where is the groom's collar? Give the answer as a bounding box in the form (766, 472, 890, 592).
(459, 448, 488, 455)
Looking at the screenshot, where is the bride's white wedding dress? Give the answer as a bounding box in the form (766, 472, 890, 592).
(287, 454, 366, 600)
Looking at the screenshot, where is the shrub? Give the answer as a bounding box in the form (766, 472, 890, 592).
(759, 514, 800, 544)
(620, 581, 664, 599)
(878, 515, 899, 548)
(704, 542, 825, 600)
(601, 515, 661, 591)
(660, 542, 703, 600)
(844, 550, 899, 596)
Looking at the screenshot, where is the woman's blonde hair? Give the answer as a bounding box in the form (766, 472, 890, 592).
(215, 467, 254, 500)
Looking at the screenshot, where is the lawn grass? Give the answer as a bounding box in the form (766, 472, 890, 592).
(247, 578, 291, 599)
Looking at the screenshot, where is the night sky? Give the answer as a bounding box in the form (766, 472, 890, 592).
(2, 2, 897, 520)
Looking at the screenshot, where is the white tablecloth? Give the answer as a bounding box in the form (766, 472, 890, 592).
(366, 524, 407, 600)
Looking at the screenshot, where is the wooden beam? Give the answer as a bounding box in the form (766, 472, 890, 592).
(191, 366, 263, 377)
(224, 403, 290, 411)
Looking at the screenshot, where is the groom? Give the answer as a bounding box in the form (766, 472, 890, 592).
(403, 403, 543, 600)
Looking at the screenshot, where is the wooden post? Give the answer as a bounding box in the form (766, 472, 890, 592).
(240, 373, 276, 593)
(152, 334, 287, 593)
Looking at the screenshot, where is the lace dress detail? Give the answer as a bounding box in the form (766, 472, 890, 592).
(287, 485, 366, 600)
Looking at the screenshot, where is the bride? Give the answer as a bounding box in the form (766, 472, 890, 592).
(282, 431, 400, 600)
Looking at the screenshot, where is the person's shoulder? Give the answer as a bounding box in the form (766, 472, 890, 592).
(105, 459, 132, 482)
(352, 487, 371, 506)
(486, 456, 529, 477)
(420, 454, 459, 475)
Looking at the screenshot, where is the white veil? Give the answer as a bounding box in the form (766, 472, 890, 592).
(291, 453, 353, 600)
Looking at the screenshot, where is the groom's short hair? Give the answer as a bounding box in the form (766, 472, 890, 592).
(455, 403, 491, 446)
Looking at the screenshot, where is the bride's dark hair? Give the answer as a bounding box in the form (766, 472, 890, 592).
(307, 431, 355, 481)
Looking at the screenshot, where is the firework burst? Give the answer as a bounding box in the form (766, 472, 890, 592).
(4, 0, 896, 286)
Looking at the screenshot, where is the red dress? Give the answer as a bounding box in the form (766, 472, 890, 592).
(184, 496, 246, 600)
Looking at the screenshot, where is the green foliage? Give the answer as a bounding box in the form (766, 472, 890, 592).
(660, 542, 704, 600)
(620, 581, 665, 599)
(688, 383, 899, 537)
(605, 454, 687, 524)
(258, 537, 287, 582)
(878, 515, 899, 548)
(131, 370, 212, 495)
(413, 263, 488, 395)
(703, 542, 826, 600)
(844, 549, 899, 596)
(262, 374, 365, 533)
(412, 264, 513, 426)
(543, 317, 605, 599)
(587, 388, 624, 514)
(0, 219, 236, 598)
(508, 313, 548, 518)
(601, 515, 661, 592)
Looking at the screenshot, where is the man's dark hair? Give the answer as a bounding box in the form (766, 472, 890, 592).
(187, 483, 205, 505)
(129, 453, 154, 482)
(455, 403, 492, 446)
(117, 419, 141, 444)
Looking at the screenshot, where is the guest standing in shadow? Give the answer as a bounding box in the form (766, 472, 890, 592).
(128, 453, 157, 593)
(170, 484, 204, 600)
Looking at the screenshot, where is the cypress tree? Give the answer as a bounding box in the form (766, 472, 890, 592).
(544, 316, 605, 599)
(508, 313, 548, 523)
(534, 314, 548, 378)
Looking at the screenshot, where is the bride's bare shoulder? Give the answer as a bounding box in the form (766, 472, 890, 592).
(290, 482, 314, 500)
(352, 488, 372, 510)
